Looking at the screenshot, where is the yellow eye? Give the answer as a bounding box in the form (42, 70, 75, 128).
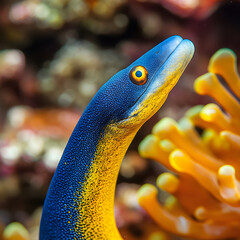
(129, 66, 148, 85)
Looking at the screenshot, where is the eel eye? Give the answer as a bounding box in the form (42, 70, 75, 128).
(129, 66, 148, 85)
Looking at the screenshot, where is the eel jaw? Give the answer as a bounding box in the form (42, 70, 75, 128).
(121, 39, 194, 128)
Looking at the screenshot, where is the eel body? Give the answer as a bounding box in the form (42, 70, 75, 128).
(40, 36, 194, 239)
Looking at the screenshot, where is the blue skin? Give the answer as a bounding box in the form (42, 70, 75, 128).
(40, 36, 193, 239)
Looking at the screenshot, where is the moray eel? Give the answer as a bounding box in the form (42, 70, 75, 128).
(40, 36, 194, 240)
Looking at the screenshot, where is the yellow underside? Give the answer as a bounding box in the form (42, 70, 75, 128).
(74, 123, 138, 239)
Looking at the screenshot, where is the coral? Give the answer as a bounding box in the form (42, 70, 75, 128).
(0, 49, 40, 109)
(0, 106, 79, 171)
(138, 48, 240, 239)
(0, 50, 25, 81)
(6, 0, 127, 32)
(38, 40, 126, 108)
(0, 106, 78, 234)
(2, 222, 30, 240)
(147, 0, 227, 19)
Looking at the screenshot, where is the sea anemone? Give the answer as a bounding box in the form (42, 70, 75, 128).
(138, 48, 240, 239)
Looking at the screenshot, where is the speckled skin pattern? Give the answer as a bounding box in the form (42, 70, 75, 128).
(40, 36, 194, 240)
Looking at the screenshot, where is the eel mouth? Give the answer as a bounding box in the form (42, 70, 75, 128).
(147, 38, 195, 94)
(121, 38, 195, 127)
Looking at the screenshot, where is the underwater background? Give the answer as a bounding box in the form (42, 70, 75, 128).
(0, 0, 240, 239)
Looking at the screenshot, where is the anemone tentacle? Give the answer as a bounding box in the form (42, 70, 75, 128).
(138, 48, 240, 239)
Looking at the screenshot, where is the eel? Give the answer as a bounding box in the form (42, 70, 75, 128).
(39, 35, 194, 240)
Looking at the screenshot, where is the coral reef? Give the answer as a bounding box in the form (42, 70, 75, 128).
(38, 40, 126, 108)
(0, 106, 78, 238)
(2, 222, 30, 240)
(7, 0, 127, 30)
(138, 49, 240, 238)
(150, 0, 227, 19)
(0, 106, 78, 170)
(0, 0, 240, 239)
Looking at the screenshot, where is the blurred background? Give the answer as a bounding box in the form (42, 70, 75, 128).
(0, 0, 240, 239)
